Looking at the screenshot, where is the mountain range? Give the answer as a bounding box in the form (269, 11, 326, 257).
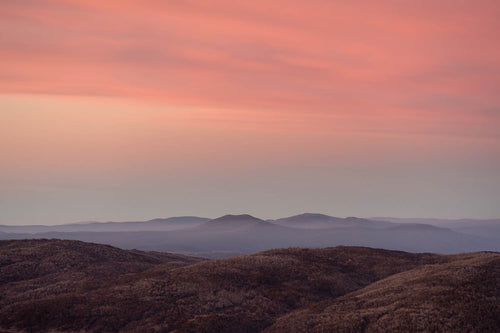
(1, 214, 499, 258)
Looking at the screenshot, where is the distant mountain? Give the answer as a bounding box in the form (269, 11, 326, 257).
(0, 216, 210, 233)
(385, 223, 451, 231)
(373, 217, 500, 239)
(196, 214, 283, 231)
(1, 214, 499, 258)
(450, 221, 500, 239)
(1, 239, 498, 333)
(271, 213, 394, 229)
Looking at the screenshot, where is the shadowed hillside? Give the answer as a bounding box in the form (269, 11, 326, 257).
(265, 252, 500, 332)
(0, 239, 205, 328)
(0, 240, 455, 333)
(0, 239, 203, 283)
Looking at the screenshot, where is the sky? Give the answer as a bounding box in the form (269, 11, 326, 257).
(1, 0, 500, 225)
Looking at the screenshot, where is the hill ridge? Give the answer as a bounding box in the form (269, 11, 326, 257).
(1, 239, 498, 332)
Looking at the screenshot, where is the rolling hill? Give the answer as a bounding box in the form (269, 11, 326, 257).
(1, 239, 498, 332)
(265, 252, 500, 332)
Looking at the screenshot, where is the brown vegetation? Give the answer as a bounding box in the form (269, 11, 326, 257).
(0, 239, 498, 332)
(265, 252, 500, 332)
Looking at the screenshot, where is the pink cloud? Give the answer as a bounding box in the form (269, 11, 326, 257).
(0, 0, 499, 139)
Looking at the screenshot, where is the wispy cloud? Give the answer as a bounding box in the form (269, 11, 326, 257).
(1, 1, 500, 223)
(1, 1, 499, 118)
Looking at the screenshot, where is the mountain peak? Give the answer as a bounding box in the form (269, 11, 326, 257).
(295, 213, 333, 219)
(197, 214, 276, 231)
(212, 214, 262, 222)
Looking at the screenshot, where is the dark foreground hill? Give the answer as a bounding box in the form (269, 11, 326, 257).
(266, 252, 500, 332)
(0, 240, 499, 332)
(0, 239, 203, 284)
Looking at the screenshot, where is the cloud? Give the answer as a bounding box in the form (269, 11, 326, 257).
(0, 0, 499, 137)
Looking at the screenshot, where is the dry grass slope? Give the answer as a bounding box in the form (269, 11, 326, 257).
(265, 252, 500, 332)
(1, 240, 497, 332)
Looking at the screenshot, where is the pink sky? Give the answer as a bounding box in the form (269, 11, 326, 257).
(1, 1, 500, 224)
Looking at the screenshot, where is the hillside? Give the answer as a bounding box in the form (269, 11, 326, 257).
(2, 240, 498, 332)
(0, 239, 459, 332)
(266, 252, 500, 332)
(0, 239, 204, 292)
